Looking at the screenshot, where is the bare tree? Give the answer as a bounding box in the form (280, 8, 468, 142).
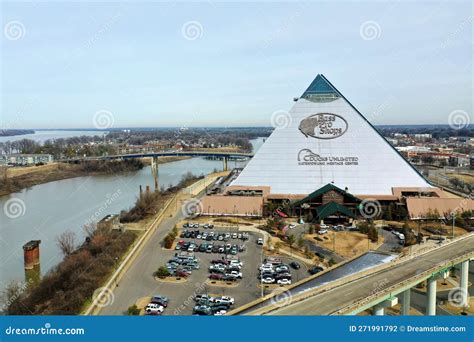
(83, 223, 96, 239)
(56, 231, 76, 257)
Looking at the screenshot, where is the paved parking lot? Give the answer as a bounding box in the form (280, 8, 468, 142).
(101, 222, 310, 315)
(159, 229, 307, 315)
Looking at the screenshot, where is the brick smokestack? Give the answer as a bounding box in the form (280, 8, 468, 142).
(23, 240, 41, 270)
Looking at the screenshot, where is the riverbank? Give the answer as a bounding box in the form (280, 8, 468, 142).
(0, 157, 187, 196)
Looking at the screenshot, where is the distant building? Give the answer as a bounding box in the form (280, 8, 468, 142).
(448, 154, 470, 167)
(0, 154, 53, 166)
(97, 214, 123, 232)
(412, 133, 432, 141)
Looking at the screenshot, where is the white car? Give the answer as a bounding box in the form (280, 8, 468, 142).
(145, 303, 164, 315)
(259, 263, 274, 271)
(209, 264, 226, 272)
(277, 278, 292, 285)
(257, 238, 264, 245)
(289, 224, 296, 229)
(214, 310, 227, 316)
(229, 260, 243, 267)
(217, 296, 235, 305)
(262, 277, 275, 284)
(318, 229, 328, 235)
(275, 265, 290, 273)
(227, 271, 242, 279)
(320, 224, 328, 229)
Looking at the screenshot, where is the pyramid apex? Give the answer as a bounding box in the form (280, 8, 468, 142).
(301, 74, 340, 103)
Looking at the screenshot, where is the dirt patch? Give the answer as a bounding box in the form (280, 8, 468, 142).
(155, 276, 188, 284)
(205, 280, 240, 288)
(440, 297, 473, 315)
(305, 231, 384, 258)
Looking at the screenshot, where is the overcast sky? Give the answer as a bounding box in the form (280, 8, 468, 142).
(1, 0, 472, 129)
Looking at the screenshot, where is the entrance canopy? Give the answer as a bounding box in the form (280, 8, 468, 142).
(292, 183, 360, 208)
(316, 201, 356, 220)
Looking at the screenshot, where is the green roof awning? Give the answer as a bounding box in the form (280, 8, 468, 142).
(316, 201, 356, 220)
(291, 183, 360, 207)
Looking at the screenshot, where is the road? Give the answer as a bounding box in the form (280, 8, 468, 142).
(248, 234, 474, 315)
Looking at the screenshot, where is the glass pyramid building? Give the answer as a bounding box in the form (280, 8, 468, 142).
(230, 74, 432, 196)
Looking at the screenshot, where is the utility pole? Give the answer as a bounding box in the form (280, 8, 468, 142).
(333, 230, 336, 252)
(451, 212, 455, 239)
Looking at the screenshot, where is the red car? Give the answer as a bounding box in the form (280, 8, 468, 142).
(209, 273, 223, 280)
(176, 270, 190, 277)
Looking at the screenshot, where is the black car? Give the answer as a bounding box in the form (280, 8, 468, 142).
(308, 266, 324, 275)
(290, 261, 300, 270)
(150, 298, 168, 307)
(211, 304, 230, 311)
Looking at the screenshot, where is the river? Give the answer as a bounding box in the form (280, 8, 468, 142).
(0, 130, 108, 144)
(0, 138, 265, 291)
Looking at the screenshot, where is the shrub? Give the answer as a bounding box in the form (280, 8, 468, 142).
(154, 266, 170, 278)
(127, 305, 141, 315)
(6, 230, 136, 315)
(163, 234, 175, 249)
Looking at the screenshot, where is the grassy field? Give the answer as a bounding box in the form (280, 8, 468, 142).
(306, 231, 384, 258)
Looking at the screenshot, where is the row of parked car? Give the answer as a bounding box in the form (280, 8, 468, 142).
(208, 258, 244, 282)
(165, 253, 200, 277)
(183, 222, 215, 229)
(145, 295, 169, 315)
(318, 223, 358, 234)
(176, 240, 245, 255)
(180, 229, 250, 242)
(258, 257, 297, 285)
(193, 295, 235, 316)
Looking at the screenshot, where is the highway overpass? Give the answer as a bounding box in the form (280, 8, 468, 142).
(59, 150, 254, 162)
(60, 151, 253, 189)
(232, 234, 474, 316)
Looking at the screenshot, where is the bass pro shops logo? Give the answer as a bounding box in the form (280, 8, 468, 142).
(298, 113, 348, 139)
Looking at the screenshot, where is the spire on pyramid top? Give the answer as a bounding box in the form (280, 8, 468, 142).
(301, 74, 340, 103)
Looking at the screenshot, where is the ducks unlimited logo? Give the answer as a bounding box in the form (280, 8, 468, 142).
(298, 113, 348, 139)
(297, 149, 358, 166)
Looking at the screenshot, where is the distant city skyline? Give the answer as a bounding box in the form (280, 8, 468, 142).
(1, 1, 472, 129)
